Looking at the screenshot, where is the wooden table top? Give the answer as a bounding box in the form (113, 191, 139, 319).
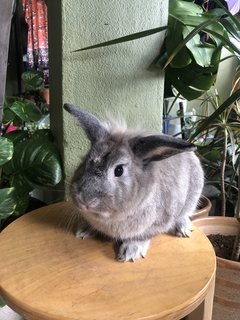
(0, 202, 216, 320)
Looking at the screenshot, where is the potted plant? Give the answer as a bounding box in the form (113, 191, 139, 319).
(0, 70, 62, 231)
(191, 71, 240, 318)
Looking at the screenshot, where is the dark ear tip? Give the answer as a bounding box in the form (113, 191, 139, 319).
(63, 103, 72, 112)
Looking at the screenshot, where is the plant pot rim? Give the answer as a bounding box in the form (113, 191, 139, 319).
(194, 216, 240, 270)
(194, 216, 238, 224)
(195, 195, 212, 214)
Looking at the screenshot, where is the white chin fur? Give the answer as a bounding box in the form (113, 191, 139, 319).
(81, 209, 111, 219)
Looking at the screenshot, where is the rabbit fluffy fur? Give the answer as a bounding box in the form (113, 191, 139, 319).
(64, 104, 204, 262)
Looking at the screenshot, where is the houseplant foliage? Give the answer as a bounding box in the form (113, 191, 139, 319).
(0, 71, 62, 230)
(73, 0, 240, 100)
(190, 68, 240, 261)
(190, 88, 240, 217)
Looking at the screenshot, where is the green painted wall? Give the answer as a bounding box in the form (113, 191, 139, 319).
(48, 0, 168, 193)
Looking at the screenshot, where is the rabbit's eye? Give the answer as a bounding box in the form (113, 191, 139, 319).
(114, 165, 124, 177)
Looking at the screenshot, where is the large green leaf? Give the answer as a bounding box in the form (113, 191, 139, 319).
(3, 97, 42, 125)
(10, 100, 42, 122)
(165, 59, 218, 100)
(166, 17, 191, 68)
(161, 18, 218, 70)
(169, 0, 240, 55)
(169, 0, 203, 18)
(0, 188, 17, 219)
(175, 62, 217, 90)
(5, 131, 62, 189)
(4, 130, 30, 144)
(2, 107, 15, 124)
(183, 26, 218, 67)
(0, 137, 13, 166)
(166, 69, 205, 100)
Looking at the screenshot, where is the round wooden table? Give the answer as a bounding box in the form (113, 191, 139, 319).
(0, 202, 216, 320)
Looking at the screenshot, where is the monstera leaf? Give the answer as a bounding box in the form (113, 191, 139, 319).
(73, 0, 239, 101)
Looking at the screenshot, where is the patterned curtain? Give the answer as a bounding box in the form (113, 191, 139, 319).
(22, 0, 49, 84)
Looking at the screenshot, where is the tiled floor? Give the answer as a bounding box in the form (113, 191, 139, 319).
(0, 306, 23, 320)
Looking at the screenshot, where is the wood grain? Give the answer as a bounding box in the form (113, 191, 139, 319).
(0, 202, 216, 320)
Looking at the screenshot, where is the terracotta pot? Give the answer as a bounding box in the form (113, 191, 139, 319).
(191, 196, 212, 221)
(41, 88, 50, 104)
(194, 217, 240, 320)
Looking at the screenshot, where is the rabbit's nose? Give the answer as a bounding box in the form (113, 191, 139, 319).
(77, 193, 99, 211)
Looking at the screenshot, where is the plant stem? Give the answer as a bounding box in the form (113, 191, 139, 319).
(220, 128, 228, 216)
(231, 221, 240, 262)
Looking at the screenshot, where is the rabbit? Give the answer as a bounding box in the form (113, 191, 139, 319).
(64, 103, 204, 262)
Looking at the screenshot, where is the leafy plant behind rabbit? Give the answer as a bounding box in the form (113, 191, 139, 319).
(64, 104, 204, 262)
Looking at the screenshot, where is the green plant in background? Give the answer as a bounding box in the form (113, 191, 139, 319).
(21, 69, 50, 115)
(158, 0, 240, 100)
(190, 89, 240, 216)
(190, 69, 240, 261)
(0, 70, 62, 231)
(73, 0, 240, 101)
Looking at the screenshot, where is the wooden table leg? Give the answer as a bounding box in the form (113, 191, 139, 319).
(188, 274, 215, 320)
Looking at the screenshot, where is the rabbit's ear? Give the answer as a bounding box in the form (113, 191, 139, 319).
(130, 135, 196, 163)
(64, 104, 109, 142)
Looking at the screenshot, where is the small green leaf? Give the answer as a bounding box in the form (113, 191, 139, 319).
(0, 188, 17, 219)
(22, 70, 44, 90)
(24, 100, 43, 121)
(0, 137, 13, 166)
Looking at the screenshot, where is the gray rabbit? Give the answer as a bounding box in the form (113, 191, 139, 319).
(64, 104, 204, 262)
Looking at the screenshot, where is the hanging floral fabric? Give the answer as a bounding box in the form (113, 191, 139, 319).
(22, 0, 49, 84)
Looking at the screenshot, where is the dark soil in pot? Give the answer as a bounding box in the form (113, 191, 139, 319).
(207, 234, 240, 262)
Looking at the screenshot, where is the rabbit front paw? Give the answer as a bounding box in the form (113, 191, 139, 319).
(174, 217, 192, 237)
(74, 221, 96, 239)
(117, 240, 150, 262)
